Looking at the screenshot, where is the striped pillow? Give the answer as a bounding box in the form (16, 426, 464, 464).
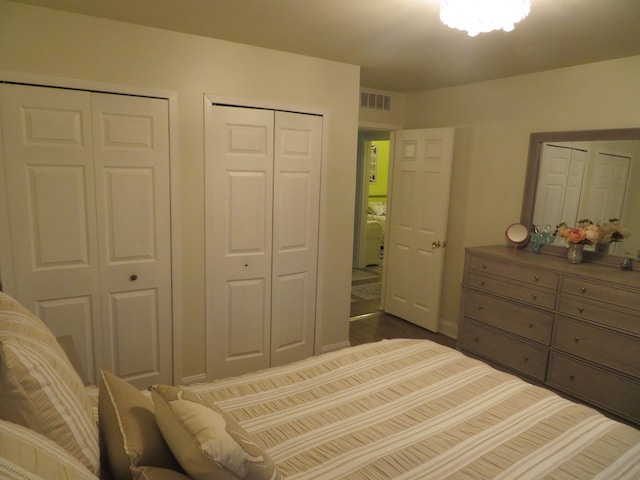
(0, 419, 98, 480)
(0, 292, 100, 474)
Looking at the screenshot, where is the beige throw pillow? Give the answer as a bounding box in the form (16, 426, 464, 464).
(0, 292, 100, 474)
(151, 385, 282, 480)
(0, 418, 99, 480)
(98, 370, 181, 479)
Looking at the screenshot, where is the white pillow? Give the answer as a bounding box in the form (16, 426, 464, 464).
(368, 201, 386, 215)
(151, 385, 282, 480)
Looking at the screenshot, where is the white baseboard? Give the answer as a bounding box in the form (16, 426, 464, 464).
(439, 318, 458, 341)
(320, 341, 352, 354)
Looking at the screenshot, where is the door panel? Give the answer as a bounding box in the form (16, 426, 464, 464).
(105, 168, 156, 259)
(1, 84, 102, 383)
(271, 112, 321, 367)
(36, 296, 94, 382)
(29, 166, 91, 265)
(384, 128, 454, 332)
(110, 289, 160, 378)
(273, 273, 307, 348)
(207, 105, 274, 378)
(227, 279, 267, 356)
(92, 93, 172, 387)
(229, 172, 269, 253)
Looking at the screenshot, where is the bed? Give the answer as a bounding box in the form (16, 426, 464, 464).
(184, 338, 640, 479)
(2, 289, 639, 479)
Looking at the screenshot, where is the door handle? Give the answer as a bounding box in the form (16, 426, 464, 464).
(432, 240, 442, 248)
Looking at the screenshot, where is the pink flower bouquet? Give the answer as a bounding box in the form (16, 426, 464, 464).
(555, 220, 600, 245)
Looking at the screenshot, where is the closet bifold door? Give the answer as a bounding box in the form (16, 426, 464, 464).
(0, 84, 173, 388)
(206, 105, 321, 379)
(91, 93, 172, 388)
(207, 105, 275, 379)
(270, 111, 321, 368)
(1, 84, 102, 384)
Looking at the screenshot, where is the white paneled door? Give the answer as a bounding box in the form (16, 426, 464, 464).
(384, 128, 454, 332)
(582, 151, 630, 223)
(206, 104, 321, 379)
(0, 84, 172, 388)
(271, 111, 321, 368)
(533, 143, 587, 229)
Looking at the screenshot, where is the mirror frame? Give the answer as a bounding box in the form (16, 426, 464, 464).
(520, 127, 640, 264)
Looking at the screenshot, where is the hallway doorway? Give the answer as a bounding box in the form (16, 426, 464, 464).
(351, 129, 390, 318)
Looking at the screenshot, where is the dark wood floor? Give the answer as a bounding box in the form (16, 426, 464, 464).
(350, 266, 383, 317)
(349, 312, 457, 349)
(349, 266, 456, 349)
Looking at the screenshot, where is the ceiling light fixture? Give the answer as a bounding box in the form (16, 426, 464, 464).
(440, 0, 531, 37)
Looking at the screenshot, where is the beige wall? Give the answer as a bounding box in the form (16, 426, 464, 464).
(0, 1, 360, 381)
(403, 55, 640, 336)
(2, 0, 638, 372)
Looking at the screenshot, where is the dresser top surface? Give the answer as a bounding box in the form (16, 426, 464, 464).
(466, 245, 640, 289)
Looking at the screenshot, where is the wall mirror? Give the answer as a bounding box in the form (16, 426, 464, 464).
(521, 128, 640, 262)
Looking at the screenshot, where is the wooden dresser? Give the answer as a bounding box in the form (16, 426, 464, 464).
(458, 245, 640, 426)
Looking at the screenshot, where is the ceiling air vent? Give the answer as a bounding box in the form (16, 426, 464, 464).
(360, 91, 391, 111)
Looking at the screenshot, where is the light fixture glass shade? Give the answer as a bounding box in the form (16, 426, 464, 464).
(440, 0, 531, 37)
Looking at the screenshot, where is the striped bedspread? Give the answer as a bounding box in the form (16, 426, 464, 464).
(188, 339, 639, 479)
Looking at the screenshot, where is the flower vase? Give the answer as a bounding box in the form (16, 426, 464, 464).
(595, 243, 610, 254)
(567, 243, 584, 264)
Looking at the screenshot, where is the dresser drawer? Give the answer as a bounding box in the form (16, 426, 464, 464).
(557, 295, 640, 335)
(548, 352, 640, 425)
(464, 290, 553, 345)
(460, 320, 548, 381)
(469, 255, 559, 289)
(553, 316, 640, 377)
(467, 271, 556, 309)
(561, 277, 640, 311)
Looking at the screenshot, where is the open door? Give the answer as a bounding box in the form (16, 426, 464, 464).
(384, 128, 454, 332)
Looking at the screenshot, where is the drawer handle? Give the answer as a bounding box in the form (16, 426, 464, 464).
(577, 307, 584, 314)
(569, 373, 575, 381)
(523, 357, 529, 364)
(534, 275, 540, 282)
(482, 264, 488, 269)
(480, 280, 486, 286)
(580, 287, 587, 294)
(477, 305, 483, 311)
(573, 336, 580, 343)
(528, 322, 535, 328)
(474, 337, 479, 343)
(531, 294, 537, 300)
